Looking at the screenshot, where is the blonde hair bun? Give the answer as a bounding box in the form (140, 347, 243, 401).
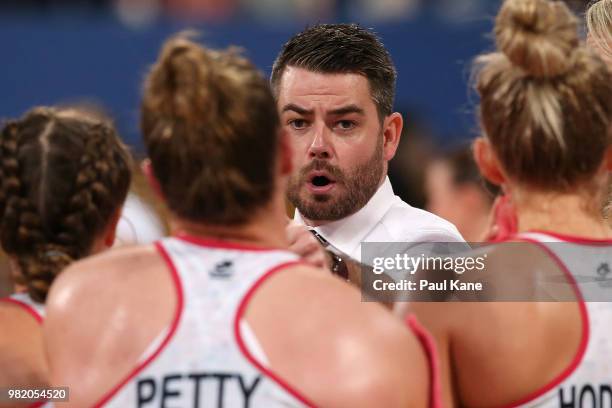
(495, 0, 579, 78)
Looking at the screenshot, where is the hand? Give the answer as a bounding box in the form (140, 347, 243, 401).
(286, 222, 331, 271)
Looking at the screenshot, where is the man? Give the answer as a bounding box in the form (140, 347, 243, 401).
(273, 24, 464, 275)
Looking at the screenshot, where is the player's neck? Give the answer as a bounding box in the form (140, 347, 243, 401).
(171, 195, 289, 249)
(512, 188, 611, 239)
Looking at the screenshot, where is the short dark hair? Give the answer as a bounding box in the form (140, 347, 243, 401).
(271, 23, 397, 118)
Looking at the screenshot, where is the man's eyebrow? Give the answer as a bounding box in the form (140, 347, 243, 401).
(328, 105, 365, 116)
(281, 104, 313, 115)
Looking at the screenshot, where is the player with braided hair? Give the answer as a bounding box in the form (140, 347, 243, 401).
(0, 107, 131, 399)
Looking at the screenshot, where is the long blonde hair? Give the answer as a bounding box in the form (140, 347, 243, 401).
(587, 0, 612, 62)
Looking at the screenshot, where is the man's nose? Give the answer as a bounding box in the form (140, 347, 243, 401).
(307, 125, 333, 160)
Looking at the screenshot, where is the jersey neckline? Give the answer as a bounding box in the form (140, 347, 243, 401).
(0, 297, 43, 324)
(174, 233, 286, 252)
(524, 230, 612, 245)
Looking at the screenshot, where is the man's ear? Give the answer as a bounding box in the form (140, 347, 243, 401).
(278, 128, 293, 176)
(473, 137, 506, 186)
(382, 112, 403, 162)
(141, 159, 164, 200)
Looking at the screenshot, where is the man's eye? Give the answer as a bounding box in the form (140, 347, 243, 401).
(336, 120, 356, 130)
(289, 119, 308, 130)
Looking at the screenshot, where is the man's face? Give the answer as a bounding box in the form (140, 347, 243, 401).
(278, 67, 386, 223)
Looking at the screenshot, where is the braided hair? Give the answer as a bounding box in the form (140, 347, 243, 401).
(0, 107, 132, 302)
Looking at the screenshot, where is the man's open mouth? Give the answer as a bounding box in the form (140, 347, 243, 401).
(312, 175, 331, 187)
(307, 172, 337, 193)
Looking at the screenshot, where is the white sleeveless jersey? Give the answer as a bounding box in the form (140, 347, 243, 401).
(98, 235, 314, 408)
(1, 292, 45, 322)
(511, 231, 612, 408)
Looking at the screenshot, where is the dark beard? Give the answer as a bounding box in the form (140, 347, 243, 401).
(287, 139, 384, 222)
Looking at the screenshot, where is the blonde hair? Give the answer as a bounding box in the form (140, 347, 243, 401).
(587, 0, 612, 61)
(474, 0, 612, 191)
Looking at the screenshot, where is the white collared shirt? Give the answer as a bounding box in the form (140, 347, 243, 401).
(294, 177, 465, 262)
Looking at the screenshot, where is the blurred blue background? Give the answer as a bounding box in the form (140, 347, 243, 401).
(0, 0, 589, 152)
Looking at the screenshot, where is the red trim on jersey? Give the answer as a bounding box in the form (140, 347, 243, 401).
(406, 315, 442, 408)
(234, 260, 318, 408)
(175, 233, 285, 252)
(497, 236, 590, 408)
(0, 297, 45, 408)
(92, 241, 184, 407)
(526, 230, 612, 245)
(0, 297, 43, 324)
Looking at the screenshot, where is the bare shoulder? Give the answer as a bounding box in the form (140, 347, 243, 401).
(404, 242, 563, 332)
(45, 244, 176, 407)
(403, 242, 582, 407)
(47, 244, 172, 319)
(46, 242, 175, 341)
(245, 264, 429, 407)
(0, 302, 47, 389)
(50, 244, 159, 297)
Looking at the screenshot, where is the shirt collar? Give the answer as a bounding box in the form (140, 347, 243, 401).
(294, 176, 396, 256)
